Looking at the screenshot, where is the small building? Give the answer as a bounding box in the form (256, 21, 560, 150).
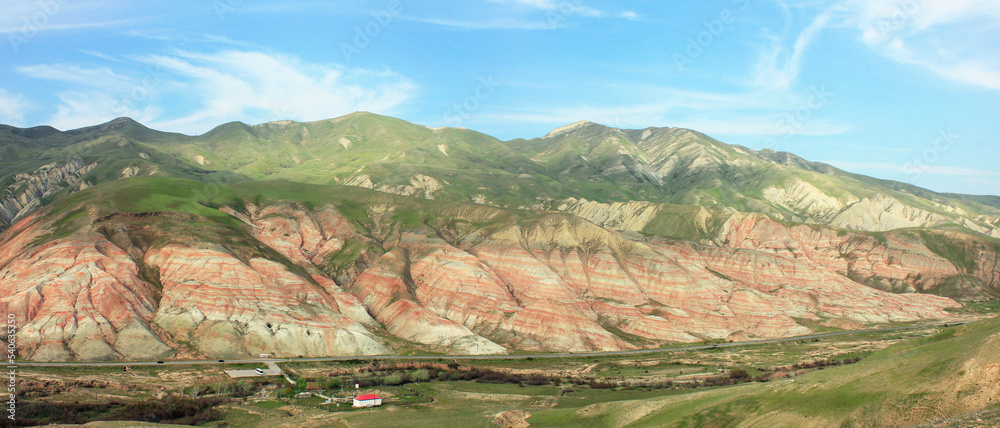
(352, 394, 382, 408)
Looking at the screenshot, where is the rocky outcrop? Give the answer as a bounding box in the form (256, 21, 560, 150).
(147, 244, 387, 359)
(828, 195, 951, 231)
(762, 179, 857, 220)
(658, 240, 958, 324)
(0, 216, 168, 361)
(759, 182, 1000, 237)
(344, 174, 444, 200)
(556, 198, 660, 232)
(0, 210, 388, 361)
(0, 160, 96, 230)
(718, 213, 998, 300)
(349, 246, 509, 354)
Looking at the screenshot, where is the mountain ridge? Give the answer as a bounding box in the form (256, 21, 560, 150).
(3, 113, 999, 239)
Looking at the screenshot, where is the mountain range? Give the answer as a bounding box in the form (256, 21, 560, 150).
(1, 112, 997, 361)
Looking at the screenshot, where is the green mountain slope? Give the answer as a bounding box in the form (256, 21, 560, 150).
(509, 120, 1000, 236)
(3, 113, 999, 239)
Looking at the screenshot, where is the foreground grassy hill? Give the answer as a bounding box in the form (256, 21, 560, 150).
(527, 316, 1000, 427)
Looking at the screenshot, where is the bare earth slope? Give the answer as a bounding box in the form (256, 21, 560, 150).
(0, 180, 964, 361)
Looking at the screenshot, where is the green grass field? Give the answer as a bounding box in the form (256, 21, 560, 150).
(525, 316, 1000, 427)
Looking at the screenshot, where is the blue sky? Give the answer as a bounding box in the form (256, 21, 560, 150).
(1, 0, 998, 195)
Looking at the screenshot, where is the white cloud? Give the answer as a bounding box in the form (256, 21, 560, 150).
(925, 61, 1000, 90)
(844, 0, 1000, 90)
(17, 63, 164, 130)
(47, 91, 161, 131)
(0, 89, 27, 125)
(620, 11, 640, 20)
(137, 50, 416, 134)
(17, 49, 417, 134)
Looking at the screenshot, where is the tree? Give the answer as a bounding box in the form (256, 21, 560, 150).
(729, 368, 750, 381)
(325, 378, 341, 390)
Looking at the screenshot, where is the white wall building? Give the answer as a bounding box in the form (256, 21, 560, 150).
(352, 394, 382, 407)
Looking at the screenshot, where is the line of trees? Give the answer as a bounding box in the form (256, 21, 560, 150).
(290, 353, 872, 397)
(12, 396, 228, 427)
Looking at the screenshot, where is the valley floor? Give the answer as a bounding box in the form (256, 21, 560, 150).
(13, 315, 999, 427)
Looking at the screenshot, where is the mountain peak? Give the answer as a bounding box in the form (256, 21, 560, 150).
(544, 120, 598, 138)
(64, 117, 149, 136)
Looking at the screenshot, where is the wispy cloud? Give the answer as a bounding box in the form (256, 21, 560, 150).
(409, 0, 637, 30)
(49, 91, 162, 131)
(751, 7, 835, 91)
(403, 16, 562, 30)
(15, 63, 161, 130)
(137, 50, 417, 133)
(79, 49, 121, 62)
(17, 64, 137, 91)
(844, 0, 1000, 90)
(17, 49, 417, 134)
(0, 1, 133, 34)
(488, 0, 604, 17)
(620, 11, 641, 21)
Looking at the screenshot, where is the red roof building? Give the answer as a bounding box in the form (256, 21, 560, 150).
(352, 394, 382, 407)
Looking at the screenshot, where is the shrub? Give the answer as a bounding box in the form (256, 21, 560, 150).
(325, 378, 341, 390)
(412, 369, 431, 381)
(384, 373, 404, 385)
(729, 369, 751, 381)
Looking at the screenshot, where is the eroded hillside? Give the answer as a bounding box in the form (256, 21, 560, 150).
(0, 179, 977, 361)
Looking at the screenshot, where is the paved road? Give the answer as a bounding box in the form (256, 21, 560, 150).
(16, 321, 963, 368)
(224, 361, 282, 378)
